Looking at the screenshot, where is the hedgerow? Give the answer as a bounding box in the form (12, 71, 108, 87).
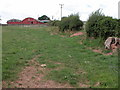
(85, 9, 118, 40)
(116, 19, 120, 37)
(59, 14, 83, 32)
(49, 20, 60, 26)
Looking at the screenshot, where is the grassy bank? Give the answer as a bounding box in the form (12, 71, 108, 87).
(2, 26, 118, 88)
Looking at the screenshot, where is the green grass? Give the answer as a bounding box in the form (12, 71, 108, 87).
(2, 26, 118, 88)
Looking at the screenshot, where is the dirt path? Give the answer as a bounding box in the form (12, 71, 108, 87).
(2, 54, 93, 88)
(3, 55, 73, 88)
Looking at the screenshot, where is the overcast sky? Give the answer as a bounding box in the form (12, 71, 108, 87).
(0, 0, 119, 24)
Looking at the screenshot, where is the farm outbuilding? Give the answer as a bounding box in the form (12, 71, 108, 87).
(7, 19, 22, 24)
(7, 17, 44, 25)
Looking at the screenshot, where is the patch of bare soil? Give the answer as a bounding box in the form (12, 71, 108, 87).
(50, 32, 58, 35)
(79, 83, 90, 88)
(3, 54, 73, 88)
(79, 41, 83, 45)
(85, 47, 113, 56)
(92, 49, 113, 56)
(60, 35, 66, 37)
(2, 55, 100, 88)
(70, 32, 84, 37)
(77, 35, 113, 56)
(94, 82, 100, 87)
(48, 60, 62, 65)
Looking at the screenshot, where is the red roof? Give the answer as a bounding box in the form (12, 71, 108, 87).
(7, 17, 44, 24)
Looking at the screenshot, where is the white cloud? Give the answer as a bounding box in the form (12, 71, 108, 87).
(0, 0, 119, 24)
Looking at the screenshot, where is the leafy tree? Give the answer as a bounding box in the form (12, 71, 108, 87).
(38, 15, 50, 20)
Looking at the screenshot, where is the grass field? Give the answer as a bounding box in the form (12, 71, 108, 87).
(2, 26, 118, 88)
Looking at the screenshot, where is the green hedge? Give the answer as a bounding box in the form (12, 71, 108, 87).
(85, 9, 119, 40)
(99, 17, 118, 39)
(49, 20, 60, 26)
(116, 19, 120, 38)
(59, 14, 83, 32)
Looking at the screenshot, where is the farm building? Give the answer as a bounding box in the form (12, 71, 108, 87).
(7, 19, 22, 24)
(40, 20, 50, 23)
(7, 17, 45, 25)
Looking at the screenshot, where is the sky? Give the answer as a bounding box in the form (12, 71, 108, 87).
(0, 0, 120, 24)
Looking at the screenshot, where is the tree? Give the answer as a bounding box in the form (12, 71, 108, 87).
(38, 15, 50, 20)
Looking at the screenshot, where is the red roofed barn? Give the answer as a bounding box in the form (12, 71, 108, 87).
(7, 17, 44, 25)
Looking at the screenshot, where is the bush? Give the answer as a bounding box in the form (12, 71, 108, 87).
(115, 19, 120, 37)
(49, 20, 60, 26)
(59, 17, 69, 32)
(99, 17, 117, 39)
(59, 14, 83, 32)
(85, 9, 118, 40)
(85, 9, 105, 38)
(69, 15, 83, 31)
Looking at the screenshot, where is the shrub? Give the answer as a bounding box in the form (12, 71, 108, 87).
(85, 9, 105, 38)
(69, 15, 83, 31)
(59, 14, 83, 32)
(59, 17, 69, 32)
(99, 17, 117, 39)
(85, 9, 118, 40)
(115, 19, 120, 37)
(49, 20, 60, 26)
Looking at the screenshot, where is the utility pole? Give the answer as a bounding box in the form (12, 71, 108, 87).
(59, 4, 64, 20)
